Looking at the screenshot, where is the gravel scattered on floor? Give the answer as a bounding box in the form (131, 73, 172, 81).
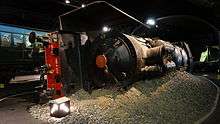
(29, 70, 218, 124)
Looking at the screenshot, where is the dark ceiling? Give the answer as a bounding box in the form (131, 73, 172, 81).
(0, 0, 220, 31)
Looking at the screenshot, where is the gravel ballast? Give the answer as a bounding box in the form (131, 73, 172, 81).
(29, 71, 219, 124)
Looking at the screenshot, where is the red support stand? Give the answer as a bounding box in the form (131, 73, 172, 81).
(44, 32, 64, 99)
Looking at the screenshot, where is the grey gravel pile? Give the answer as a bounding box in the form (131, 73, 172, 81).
(29, 71, 218, 124)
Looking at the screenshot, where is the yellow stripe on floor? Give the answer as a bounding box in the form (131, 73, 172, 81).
(0, 84, 4, 88)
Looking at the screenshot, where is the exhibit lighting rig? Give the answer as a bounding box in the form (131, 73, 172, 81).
(65, 0, 70, 4)
(146, 18, 156, 26)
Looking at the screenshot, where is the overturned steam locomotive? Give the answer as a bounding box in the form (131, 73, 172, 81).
(58, 1, 192, 90)
(64, 31, 191, 89)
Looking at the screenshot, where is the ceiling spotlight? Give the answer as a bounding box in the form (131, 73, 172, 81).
(102, 26, 111, 32)
(65, 0, 70, 4)
(81, 4, 86, 8)
(146, 18, 156, 26)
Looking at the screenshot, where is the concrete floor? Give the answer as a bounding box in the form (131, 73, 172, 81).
(0, 78, 45, 124)
(202, 98, 220, 124)
(201, 75, 220, 124)
(0, 97, 46, 124)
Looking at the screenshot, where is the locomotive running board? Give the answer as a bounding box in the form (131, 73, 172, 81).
(10, 74, 41, 84)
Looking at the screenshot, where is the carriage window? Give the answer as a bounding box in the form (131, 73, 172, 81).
(0, 32, 11, 47)
(13, 34, 24, 47)
(24, 34, 32, 48)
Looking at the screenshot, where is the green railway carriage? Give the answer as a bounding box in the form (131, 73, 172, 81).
(0, 24, 46, 84)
